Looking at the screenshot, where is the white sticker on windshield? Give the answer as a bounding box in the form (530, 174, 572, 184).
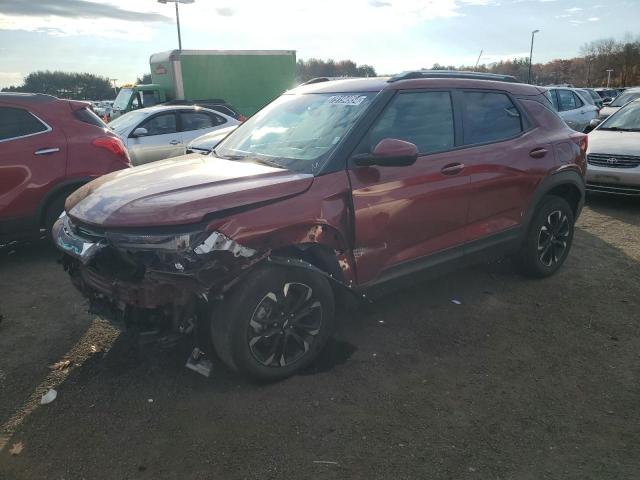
(327, 95, 367, 106)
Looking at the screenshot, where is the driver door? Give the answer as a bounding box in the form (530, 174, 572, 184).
(347, 90, 470, 285)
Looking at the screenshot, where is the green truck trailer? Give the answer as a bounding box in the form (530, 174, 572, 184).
(111, 49, 296, 119)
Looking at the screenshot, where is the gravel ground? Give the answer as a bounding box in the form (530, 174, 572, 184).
(0, 194, 639, 480)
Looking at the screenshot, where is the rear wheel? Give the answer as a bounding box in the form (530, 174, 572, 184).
(515, 195, 575, 278)
(211, 263, 335, 381)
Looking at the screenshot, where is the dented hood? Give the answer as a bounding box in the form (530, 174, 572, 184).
(68, 154, 314, 228)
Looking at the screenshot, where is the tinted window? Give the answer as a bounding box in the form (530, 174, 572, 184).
(0, 107, 48, 141)
(557, 90, 582, 111)
(74, 107, 108, 128)
(140, 113, 177, 136)
(365, 91, 454, 154)
(180, 111, 225, 131)
(463, 92, 522, 144)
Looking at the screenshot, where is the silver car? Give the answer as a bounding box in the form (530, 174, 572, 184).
(586, 99, 640, 196)
(108, 105, 240, 165)
(545, 87, 599, 132)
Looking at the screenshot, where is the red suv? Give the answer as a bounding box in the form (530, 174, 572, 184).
(0, 93, 130, 240)
(53, 72, 587, 380)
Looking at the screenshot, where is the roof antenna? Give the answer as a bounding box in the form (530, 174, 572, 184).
(474, 49, 483, 70)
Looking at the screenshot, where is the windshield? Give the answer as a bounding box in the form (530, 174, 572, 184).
(610, 90, 640, 107)
(113, 88, 134, 111)
(214, 92, 376, 174)
(108, 110, 147, 132)
(599, 101, 640, 131)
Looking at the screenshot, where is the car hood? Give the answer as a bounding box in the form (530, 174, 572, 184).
(67, 154, 314, 228)
(188, 125, 238, 151)
(588, 130, 640, 156)
(598, 106, 619, 118)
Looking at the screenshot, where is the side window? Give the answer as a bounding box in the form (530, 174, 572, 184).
(139, 113, 177, 136)
(180, 111, 220, 131)
(546, 90, 559, 111)
(0, 107, 48, 141)
(362, 91, 454, 154)
(463, 91, 523, 145)
(572, 92, 584, 108)
(557, 90, 579, 111)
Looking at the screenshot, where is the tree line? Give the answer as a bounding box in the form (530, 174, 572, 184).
(435, 37, 640, 87)
(295, 59, 377, 83)
(2, 71, 115, 100)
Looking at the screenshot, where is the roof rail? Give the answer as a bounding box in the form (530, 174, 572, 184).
(388, 70, 520, 83)
(301, 77, 332, 86)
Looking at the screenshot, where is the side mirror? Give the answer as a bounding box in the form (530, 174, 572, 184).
(584, 118, 602, 133)
(603, 98, 612, 105)
(132, 127, 148, 138)
(353, 138, 419, 167)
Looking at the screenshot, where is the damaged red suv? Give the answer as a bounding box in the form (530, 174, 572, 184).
(54, 72, 587, 380)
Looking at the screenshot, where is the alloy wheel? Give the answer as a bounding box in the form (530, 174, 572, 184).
(247, 282, 323, 367)
(537, 210, 570, 267)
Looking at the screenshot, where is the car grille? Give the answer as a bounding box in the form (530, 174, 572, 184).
(587, 153, 640, 169)
(68, 218, 106, 242)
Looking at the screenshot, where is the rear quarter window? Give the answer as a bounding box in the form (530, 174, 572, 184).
(0, 107, 49, 141)
(74, 107, 108, 128)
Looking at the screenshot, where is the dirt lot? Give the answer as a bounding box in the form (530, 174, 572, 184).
(0, 195, 639, 480)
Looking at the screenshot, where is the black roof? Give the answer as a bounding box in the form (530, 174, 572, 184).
(388, 70, 520, 83)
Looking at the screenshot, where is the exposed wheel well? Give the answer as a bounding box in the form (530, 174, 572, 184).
(271, 243, 344, 282)
(545, 183, 582, 216)
(38, 182, 86, 226)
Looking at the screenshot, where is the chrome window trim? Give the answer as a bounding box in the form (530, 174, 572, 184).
(0, 109, 53, 143)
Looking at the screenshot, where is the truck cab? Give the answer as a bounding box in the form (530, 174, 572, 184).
(111, 84, 166, 119)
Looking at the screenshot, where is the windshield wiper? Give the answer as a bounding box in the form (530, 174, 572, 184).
(212, 149, 247, 160)
(599, 126, 637, 132)
(244, 157, 285, 169)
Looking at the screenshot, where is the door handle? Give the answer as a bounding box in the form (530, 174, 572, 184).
(529, 147, 548, 159)
(169, 140, 180, 145)
(440, 163, 465, 175)
(34, 147, 60, 155)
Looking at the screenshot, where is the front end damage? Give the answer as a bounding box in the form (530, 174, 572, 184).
(53, 212, 266, 345)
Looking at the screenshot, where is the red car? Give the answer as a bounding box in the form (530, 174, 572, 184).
(0, 93, 130, 241)
(54, 72, 587, 380)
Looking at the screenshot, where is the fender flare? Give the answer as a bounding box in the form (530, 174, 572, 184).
(522, 169, 585, 235)
(37, 177, 94, 225)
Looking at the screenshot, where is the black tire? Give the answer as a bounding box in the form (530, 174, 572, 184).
(211, 263, 335, 381)
(514, 195, 575, 278)
(43, 195, 67, 239)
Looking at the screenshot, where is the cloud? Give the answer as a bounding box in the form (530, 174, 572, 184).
(0, 0, 169, 23)
(565, 7, 582, 12)
(369, 0, 392, 6)
(215, 7, 235, 17)
(587, 17, 600, 21)
(0, 71, 23, 89)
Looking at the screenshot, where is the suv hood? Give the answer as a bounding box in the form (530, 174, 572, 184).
(68, 154, 313, 228)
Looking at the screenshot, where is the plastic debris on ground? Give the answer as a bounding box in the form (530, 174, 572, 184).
(40, 389, 57, 405)
(185, 347, 213, 377)
(9, 441, 24, 456)
(49, 359, 71, 371)
(451, 299, 462, 305)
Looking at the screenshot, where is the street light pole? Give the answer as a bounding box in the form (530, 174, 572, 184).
(528, 29, 539, 84)
(606, 69, 614, 88)
(158, 0, 194, 51)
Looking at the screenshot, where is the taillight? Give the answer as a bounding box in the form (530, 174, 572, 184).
(92, 136, 130, 165)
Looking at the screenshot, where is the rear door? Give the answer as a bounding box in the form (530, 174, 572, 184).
(127, 111, 183, 165)
(348, 90, 469, 285)
(460, 90, 553, 245)
(178, 110, 229, 144)
(556, 89, 587, 131)
(0, 105, 67, 223)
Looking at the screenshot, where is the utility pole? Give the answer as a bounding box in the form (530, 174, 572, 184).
(528, 29, 539, 84)
(606, 69, 614, 88)
(109, 78, 118, 95)
(585, 57, 591, 86)
(474, 49, 483, 70)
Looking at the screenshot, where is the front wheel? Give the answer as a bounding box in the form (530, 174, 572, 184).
(514, 195, 575, 278)
(211, 263, 335, 381)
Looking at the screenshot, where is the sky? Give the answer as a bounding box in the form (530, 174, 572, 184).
(0, 0, 638, 88)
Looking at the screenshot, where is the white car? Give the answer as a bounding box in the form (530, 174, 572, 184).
(586, 99, 640, 196)
(598, 87, 640, 120)
(545, 87, 598, 132)
(108, 105, 240, 165)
